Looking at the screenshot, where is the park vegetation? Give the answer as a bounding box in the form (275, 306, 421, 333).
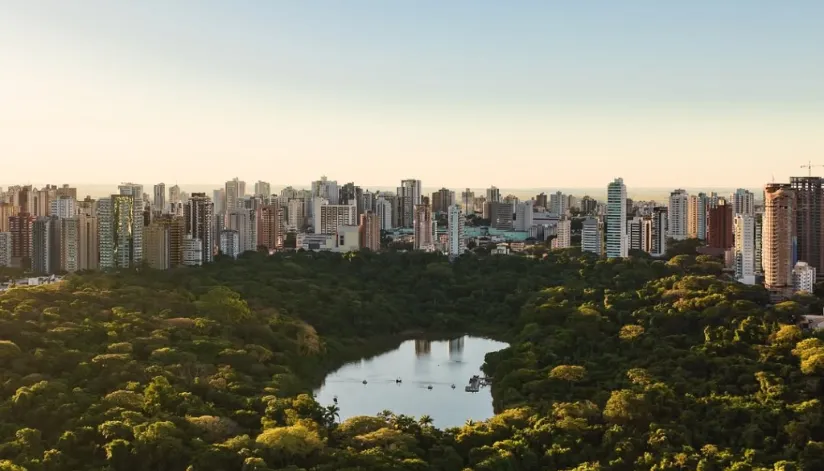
(0, 248, 822, 470)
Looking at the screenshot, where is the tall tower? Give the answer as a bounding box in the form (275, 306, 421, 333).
(734, 214, 755, 284)
(153, 183, 166, 213)
(605, 178, 627, 258)
(358, 211, 381, 252)
(651, 207, 668, 257)
(763, 184, 796, 299)
(225, 178, 243, 213)
(668, 189, 689, 240)
(397, 179, 422, 228)
(259, 205, 282, 252)
(707, 198, 734, 249)
(118, 183, 144, 263)
(732, 188, 755, 216)
(447, 204, 465, 258)
(413, 203, 433, 250)
(184, 193, 214, 264)
(790, 176, 824, 279)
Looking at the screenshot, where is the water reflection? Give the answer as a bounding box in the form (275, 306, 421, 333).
(315, 336, 508, 428)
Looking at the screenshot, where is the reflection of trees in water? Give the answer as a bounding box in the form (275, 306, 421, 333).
(448, 337, 464, 359)
(415, 339, 431, 356)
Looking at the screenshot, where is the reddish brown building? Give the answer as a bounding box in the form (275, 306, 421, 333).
(707, 198, 733, 249)
(9, 212, 35, 269)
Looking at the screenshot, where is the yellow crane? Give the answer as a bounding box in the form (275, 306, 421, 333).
(801, 161, 824, 177)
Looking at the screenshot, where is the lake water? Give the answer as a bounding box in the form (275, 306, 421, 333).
(314, 336, 508, 428)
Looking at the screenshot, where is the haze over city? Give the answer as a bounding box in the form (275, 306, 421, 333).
(2, 1, 823, 188)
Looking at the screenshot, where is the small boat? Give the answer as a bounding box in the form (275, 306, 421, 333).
(333, 396, 338, 403)
(451, 384, 456, 389)
(427, 385, 433, 390)
(395, 378, 402, 384)
(362, 380, 368, 385)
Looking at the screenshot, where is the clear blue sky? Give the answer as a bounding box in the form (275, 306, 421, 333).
(2, 1, 822, 188)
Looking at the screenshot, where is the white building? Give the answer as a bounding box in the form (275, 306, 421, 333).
(219, 230, 240, 259)
(553, 219, 571, 249)
(550, 191, 567, 217)
(97, 198, 114, 269)
(182, 236, 203, 266)
(793, 261, 817, 293)
(734, 214, 756, 284)
(606, 178, 628, 258)
(397, 179, 422, 228)
(486, 186, 501, 203)
(226, 210, 253, 254)
(447, 204, 465, 257)
(627, 217, 653, 253)
(652, 207, 668, 257)
(0, 232, 11, 267)
(514, 201, 534, 231)
(733, 189, 755, 216)
(668, 189, 689, 240)
(376, 197, 393, 230)
(313, 199, 357, 235)
(582, 218, 602, 255)
(287, 199, 306, 231)
(169, 185, 181, 206)
(254, 181, 271, 198)
(49, 197, 76, 219)
(153, 183, 166, 213)
(296, 226, 359, 253)
(311, 176, 339, 206)
(225, 178, 244, 213)
(688, 193, 709, 240)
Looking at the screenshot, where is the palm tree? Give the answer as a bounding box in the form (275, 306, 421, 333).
(324, 404, 340, 427)
(418, 415, 434, 427)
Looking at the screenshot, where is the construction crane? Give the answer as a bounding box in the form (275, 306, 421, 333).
(801, 161, 824, 177)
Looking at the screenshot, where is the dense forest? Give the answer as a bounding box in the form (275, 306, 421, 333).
(0, 248, 822, 470)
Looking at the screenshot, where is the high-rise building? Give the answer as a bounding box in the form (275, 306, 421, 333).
(485, 201, 514, 230)
(791, 177, 824, 279)
(580, 196, 597, 215)
(688, 193, 709, 240)
(550, 192, 567, 216)
(98, 194, 140, 269)
(0, 232, 12, 267)
(627, 217, 652, 253)
(668, 189, 689, 240)
(60, 217, 79, 272)
(534, 192, 548, 209)
(461, 189, 475, 215)
(225, 178, 244, 213)
(763, 184, 796, 299)
(49, 197, 76, 219)
(581, 218, 602, 255)
(567, 195, 579, 212)
(143, 221, 171, 270)
(153, 183, 166, 213)
(755, 212, 764, 274)
(413, 204, 433, 250)
(732, 189, 755, 216)
(286, 199, 306, 231)
(358, 211, 381, 251)
(184, 193, 214, 264)
(254, 181, 271, 199)
(707, 198, 734, 249)
(514, 201, 534, 231)
(219, 229, 241, 259)
(169, 185, 181, 206)
(226, 210, 254, 253)
(432, 188, 455, 214)
(339, 183, 364, 215)
(446, 204, 464, 258)
(312, 176, 339, 205)
(485, 186, 501, 204)
(0, 202, 18, 232)
(118, 183, 144, 263)
(397, 179, 422, 228)
(77, 213, 99, 271)
(651, 207, 668, 257)
(259, 205, 283, 252)
(360, 190, 376, 214)
(553, 219, 572, 249)
(8, 213, 34, 269)
(793, 261, 816, 293)
(734, 214, 755, 284)
(32, 216, 60, 275)
(56, 184, 77, 201)
(182, 235, 203, 266)
(376, 197, 393, 230)
(313, 199, 357, 235)
(606, 178, 628, 258)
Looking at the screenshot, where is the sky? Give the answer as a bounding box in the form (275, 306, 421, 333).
(1, 1, 823, 189)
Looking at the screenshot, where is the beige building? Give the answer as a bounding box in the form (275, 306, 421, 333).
(259, 204, 283, 252)
(143, 221, 171, 270)
(763, 183, 796, 299)
(77, 213, 99, 270)
(413, 204, 434, 250)
(60, 217, 79, 272)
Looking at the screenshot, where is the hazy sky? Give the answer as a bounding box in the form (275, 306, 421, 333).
(2, 1, 823, 189)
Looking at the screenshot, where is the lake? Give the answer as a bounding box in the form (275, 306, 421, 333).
(314, 336, 508, 428)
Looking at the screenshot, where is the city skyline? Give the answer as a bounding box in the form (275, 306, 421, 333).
(2, 1, 823, 187)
